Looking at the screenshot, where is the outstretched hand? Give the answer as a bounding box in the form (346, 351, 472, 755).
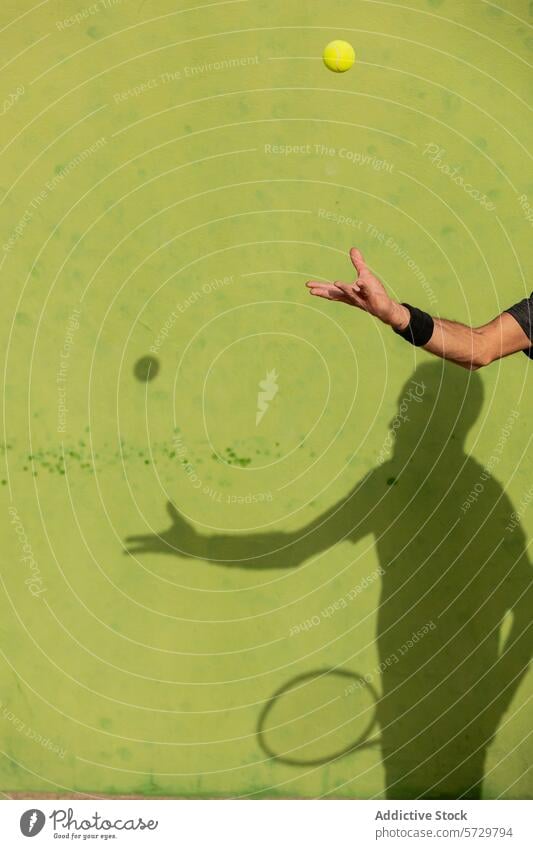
(306, 248, 408, 329)
(125, 502, 199, 556)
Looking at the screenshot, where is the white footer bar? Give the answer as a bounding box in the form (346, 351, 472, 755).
(1, 799, 532, 848)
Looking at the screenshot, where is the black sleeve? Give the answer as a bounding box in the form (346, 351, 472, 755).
(504, 292, 533, 359)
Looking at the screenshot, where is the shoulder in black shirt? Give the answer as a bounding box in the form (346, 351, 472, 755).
(505, 292, 533, 359)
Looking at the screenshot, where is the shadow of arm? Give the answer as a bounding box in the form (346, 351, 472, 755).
(125, 475, 376, 569)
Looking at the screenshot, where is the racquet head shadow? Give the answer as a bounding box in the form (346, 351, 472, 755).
(257, 668, 381, 767)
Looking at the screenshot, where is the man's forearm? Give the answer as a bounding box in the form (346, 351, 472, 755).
(384, 301, 486, 369)
(424, 318, 490, 370)
(385, 301, 531, 370)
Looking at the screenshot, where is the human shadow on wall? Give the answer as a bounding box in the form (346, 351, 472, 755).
(126, 362, 532, 799)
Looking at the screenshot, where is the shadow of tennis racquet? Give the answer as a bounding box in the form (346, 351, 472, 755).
(257, 668, 381, 767)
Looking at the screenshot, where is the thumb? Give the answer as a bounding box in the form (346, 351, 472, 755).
(350, 247, 367, 275)
(167, 501, 180, 521)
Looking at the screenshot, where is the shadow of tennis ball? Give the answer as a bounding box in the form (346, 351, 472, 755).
(257, 669, 379, 766)
(134, 355, 160, 382)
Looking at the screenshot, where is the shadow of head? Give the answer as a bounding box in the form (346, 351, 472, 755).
(389, 362, 484, 463)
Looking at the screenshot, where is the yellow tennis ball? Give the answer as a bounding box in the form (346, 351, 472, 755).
(323, 40, 355, 73)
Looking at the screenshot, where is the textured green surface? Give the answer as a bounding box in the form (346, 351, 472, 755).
(0, 0, 531, 798)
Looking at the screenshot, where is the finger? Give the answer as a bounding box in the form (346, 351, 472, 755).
(335, 279, 361, 293)
(125, 534, 153, 544)
(308, 286, 350, 302)
(333, 283, 355, 303)
(334, 282, 361, 301)
(167, 501, 179, 520)
(307, 279, 360, 292)
(350, 293, 367, 310)
(307, 282, 344, 296)
(334, 283, 367, 310)
(309, 291, 351, 305)
(349, 247, 367, 276)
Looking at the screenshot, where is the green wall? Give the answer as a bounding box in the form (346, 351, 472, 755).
(0, 0, 531, 798)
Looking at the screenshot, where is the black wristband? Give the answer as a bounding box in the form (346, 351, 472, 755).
(393, 303, 434, 347)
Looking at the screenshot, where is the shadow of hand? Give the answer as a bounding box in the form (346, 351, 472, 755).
(125, 501, 199, 557)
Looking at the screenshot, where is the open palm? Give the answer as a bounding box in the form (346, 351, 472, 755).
(306, 247, 395, 324)
(125, 502, 198, 556)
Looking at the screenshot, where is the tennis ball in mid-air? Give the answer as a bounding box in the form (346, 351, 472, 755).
(323, 40, 355, 73)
